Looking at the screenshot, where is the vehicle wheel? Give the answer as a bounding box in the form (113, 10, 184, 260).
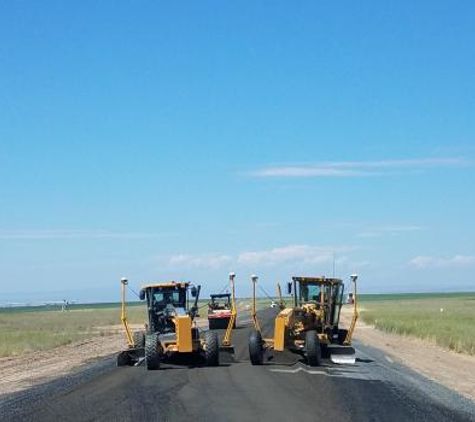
(249, 330, 264, 365)
(208, 319, 216, 330)
(203, 331, 219, 366)
(338, 329, 348, 345)
(145, 333, 161, 370)
(133, 331, 145, 348)
(305, 330, 322, 367)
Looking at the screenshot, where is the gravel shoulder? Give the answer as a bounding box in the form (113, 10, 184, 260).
(0, 334, 124, 397)
(0, 320, 208, 398)
(341, 307, 475, 401)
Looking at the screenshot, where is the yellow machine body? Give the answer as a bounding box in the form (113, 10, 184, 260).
(174, 315, 193, 353)
(271, 305, 333, 352)
(273, 309, 291, 352)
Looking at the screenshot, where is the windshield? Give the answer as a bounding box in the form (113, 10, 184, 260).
(151, 288, 186, 309)
(299, 283, 322, 303)
(211, 296, 230, 305)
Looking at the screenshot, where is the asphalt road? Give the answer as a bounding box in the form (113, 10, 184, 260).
(2, 309, 475, 422)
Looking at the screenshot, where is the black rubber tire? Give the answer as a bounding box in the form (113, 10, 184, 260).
(133, 331, 145, 348)
(305, 330, 322, 367)
(338, 329, 348, 345)
(145, 333, 161, 370)
(203, 330, 219, 366)
(249, 330, 264, 365)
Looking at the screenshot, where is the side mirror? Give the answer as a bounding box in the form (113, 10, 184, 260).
(191, 286, 198, 298)
(139, 289, 146, 301)
(287, 282, 292, 295)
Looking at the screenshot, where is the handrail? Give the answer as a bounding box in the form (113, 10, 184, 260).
(222, 272, 237, 346)
(251, 275, 261, 332)
(120, 278, 135, 348)
(344, 274, 359, 345)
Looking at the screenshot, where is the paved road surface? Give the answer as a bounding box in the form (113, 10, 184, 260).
(2, 309, 475, 421)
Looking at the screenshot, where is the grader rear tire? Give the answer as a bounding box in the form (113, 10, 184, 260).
(203, 331, 219, 366)
(305, 330, 322, 367)
(145, 333, 161, 370)
(249, 330, 264, 365)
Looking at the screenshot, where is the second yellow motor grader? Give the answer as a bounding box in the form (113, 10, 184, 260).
(249, 274, 358, 366)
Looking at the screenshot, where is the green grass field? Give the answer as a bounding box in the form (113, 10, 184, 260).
(0, 298, 266, 358)
(0, 302, 147, 357)
(359, 292, 475, 355)
(3, 293, 473, 358)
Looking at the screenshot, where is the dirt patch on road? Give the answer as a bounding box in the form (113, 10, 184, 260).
(341, 307, 475, 401)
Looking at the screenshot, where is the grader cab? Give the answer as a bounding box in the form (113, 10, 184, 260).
(118, 279, 219, 370)
(249, 275, 358, 366)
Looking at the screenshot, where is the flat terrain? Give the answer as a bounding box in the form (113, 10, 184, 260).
(1, 308, 474, 422)
(359, 293, 475, 355)
(0, 303, 146, 357)
(342, 310, 475, 401)
(0, 298, 264, 357)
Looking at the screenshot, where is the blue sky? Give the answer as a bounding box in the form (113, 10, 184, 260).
(0, 1, 474, 303)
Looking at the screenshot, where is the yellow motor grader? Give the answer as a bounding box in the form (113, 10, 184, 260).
(249, 274, 358, 366)
(118, 278, 219, 370)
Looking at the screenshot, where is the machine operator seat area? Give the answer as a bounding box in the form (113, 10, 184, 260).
(152, 289, 186, 311)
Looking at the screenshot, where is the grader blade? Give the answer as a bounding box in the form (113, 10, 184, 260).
(219, 344, 235, 353)
(328, 345, 356, 365)
(117, 347, 144, 366)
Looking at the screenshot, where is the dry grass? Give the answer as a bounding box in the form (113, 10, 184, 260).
(359, 293, 475, 355)
(0, 304, 146, 357)
(0, 296, 275, 357)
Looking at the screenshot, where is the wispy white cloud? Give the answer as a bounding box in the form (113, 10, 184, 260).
(160, 244, 350, 270)
(166, 254, 233, 270)
(249, 157, 468, 178)
(357, 225, 422, 238)
(237, 244, 349, 267)
(409, 255, 475, 269)
(252, 167, 369, 178)
(0, 230, 168, 240)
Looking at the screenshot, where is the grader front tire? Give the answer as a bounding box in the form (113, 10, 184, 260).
(305, 330, 322, 367)
(249, 330, 264, 365)
(145, 334, 161, 370)
(203, 331, 219, 366)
